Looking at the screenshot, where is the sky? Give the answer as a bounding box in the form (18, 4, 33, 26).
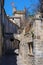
(4, 0, 40, 16)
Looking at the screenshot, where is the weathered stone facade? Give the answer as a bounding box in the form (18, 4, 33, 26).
(33, 13, 43, 65)
(14, 12, 43, 65)
(0, 0, 43, 65)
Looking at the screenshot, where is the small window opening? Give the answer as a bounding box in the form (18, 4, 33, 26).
(28, 42, 33, 55)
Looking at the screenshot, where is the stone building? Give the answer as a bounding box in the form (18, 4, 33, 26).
(0, 0, 43, 65)
(15, 0, 43, 65)
(9, 7, 26, 28)
(14, 12, 43, 65)
(0, 0, 20, 56)
(13, 2, 43, 65)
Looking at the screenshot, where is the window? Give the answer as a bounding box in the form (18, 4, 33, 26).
(28, 42, 33, 56)
(41, 21, 43, 29)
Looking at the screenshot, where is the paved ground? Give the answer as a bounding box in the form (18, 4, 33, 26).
(17, 54, 27, 65)
(0, 49, 26, 65)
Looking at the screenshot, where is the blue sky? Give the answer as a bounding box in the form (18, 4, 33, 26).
(4, 0, 40, 16)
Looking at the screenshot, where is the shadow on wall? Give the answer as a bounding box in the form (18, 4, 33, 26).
(0, 52, 18, 65)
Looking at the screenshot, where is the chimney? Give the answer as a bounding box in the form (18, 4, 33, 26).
(24, 8, 26, 13)
(13, 7, 16, 13)
(11, 2, 16, 14)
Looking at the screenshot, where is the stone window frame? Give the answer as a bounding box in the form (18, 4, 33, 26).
(28, 42, 34, 56)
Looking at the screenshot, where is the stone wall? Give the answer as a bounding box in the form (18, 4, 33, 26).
(0, 0, 2, 57)
(0, 16, 3, 57)
(33, 13, 43, 65)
